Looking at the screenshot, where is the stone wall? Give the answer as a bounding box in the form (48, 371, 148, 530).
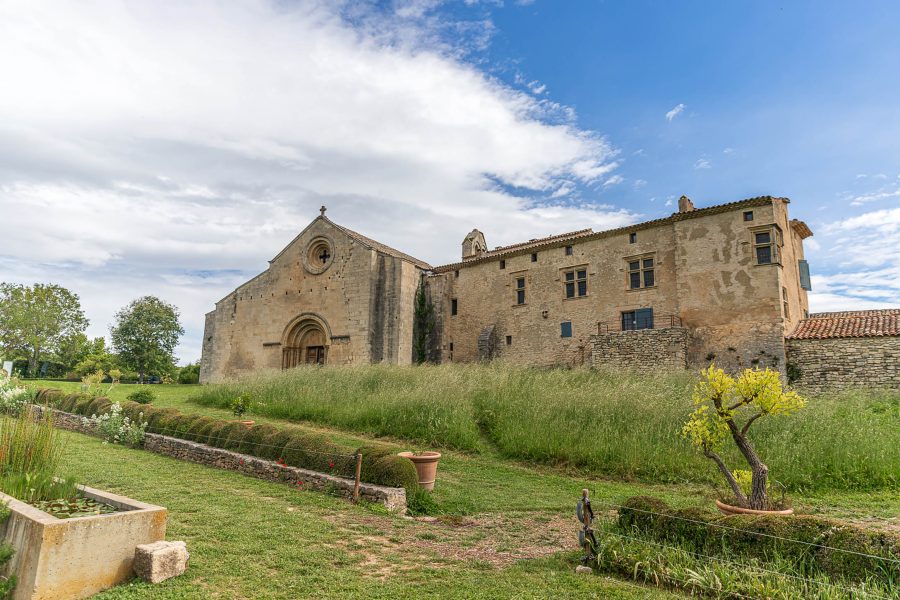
(786, 337, 900, 392)
(34, 406, 407, 512)
(431, 197, 800, 371)
(590, 328, 689, 371)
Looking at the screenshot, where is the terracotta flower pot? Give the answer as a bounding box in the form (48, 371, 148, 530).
(715, 499, 794, 516)
(398, 451, 441, 491)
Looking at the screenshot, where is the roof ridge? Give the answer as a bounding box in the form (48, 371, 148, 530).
(325, 217, 432, 269)
(433, 196, 779, 272)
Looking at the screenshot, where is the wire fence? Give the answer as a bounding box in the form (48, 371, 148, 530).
(578, 490, 899, 600)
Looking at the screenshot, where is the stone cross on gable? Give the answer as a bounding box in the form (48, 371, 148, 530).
(319, 205, 327, 217)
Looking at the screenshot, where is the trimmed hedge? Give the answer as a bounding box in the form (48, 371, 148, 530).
(617, 496, 900, 584)
(34, 388, 418, 492)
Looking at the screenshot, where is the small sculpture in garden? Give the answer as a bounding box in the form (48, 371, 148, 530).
(682, 365, 805, 513)
(575, 488, 597, 564)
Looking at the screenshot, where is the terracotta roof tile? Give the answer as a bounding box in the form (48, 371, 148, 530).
(787, 309, 900, 339)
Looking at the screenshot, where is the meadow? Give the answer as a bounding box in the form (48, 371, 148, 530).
(189, 364, 900, 493)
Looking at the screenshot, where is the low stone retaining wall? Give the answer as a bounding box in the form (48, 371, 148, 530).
(590, 327, 689, 371)
(33, 406, 407, 512)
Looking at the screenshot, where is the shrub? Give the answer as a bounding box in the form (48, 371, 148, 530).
(258, 429, 295, 460)
(177, 362, 200, 385)
(240, 424, 279, 456)
(72, 396, 95, 416)
(82, 402, 147, 447)
(616, 495, 900, 584)
(357, 444, 418, 491)
(211, 422, 247, 451)
(183, 416, 217, 443)
(146, 408, 180, 434)
(127, 388, 156, 405)
(86, 396, 112, 417)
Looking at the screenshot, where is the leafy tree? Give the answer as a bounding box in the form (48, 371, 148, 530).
(0, 283, 89, 376)
(110, 296, 184, 383)
(412, 281, 435, 364)
(72, 338, 119, 378)
(682, 365, 805, 510)
(177, 361, 201, 384)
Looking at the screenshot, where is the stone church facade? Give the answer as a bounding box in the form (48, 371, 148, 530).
(201, 196, 815, 382)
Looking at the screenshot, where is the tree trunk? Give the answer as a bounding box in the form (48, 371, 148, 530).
(139, 370, 145, 384)
(705, 449, 748, 507)
(727, 421, 769, 510)
(28, 349, 40, 378)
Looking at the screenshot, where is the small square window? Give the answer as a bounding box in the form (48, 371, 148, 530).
(499, 260, 506, 269)
(744, 211, 754, 222)
(451, 298, 458, 315)
(449, 342, 454, 352)
(531, 253, 538, 262)
(561, 321, 573, 338)
(629, 232, 637, 244)
(565, 245, 573, 256)
(506, 335, 512, 346)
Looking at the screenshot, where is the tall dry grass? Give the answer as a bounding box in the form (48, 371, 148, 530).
(189, 364, 899, 491)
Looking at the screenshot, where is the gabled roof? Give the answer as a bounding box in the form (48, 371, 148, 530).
(325, 217, 432, 270)
(432, 196, 782, 272)
(478, 228, 594, 258)
(787, 309, 900, 340)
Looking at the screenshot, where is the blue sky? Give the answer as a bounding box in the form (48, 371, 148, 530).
(0, 0, 897, 363)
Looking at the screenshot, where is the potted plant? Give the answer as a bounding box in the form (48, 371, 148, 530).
(397, 450, 441, 491)
(681, 365, 805, 515)
(229, 393, 254, 427)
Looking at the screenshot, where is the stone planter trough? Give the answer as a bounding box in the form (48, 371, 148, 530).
(0, 485, 166, 600)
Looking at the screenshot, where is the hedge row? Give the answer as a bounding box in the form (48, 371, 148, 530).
(33, 389, 419, 492)
(617, 496, 900, 585)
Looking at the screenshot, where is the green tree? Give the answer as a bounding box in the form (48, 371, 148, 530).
(0, 283, 90, 376)
(412, 281, 435, 364)
(682, 365, 805, 510)
(110, 296, 184, 383)
(177, 361, 201, 384)
(72, 337, 118, 377)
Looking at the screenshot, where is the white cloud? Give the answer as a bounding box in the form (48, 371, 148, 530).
(806, 207, 900, 313)
(723, 147, 734, 155)
(847, 186, 900, 206)
(632, 149, 646, 157)
(632, 179, 647, 189)
(603, 174, 624, 187)
(0, 0, 631, 363)
(665, 103, 685, 122)
(694, 159, 711, 170)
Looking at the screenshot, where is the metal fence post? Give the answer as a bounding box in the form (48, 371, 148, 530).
(353, 452, 362, 503)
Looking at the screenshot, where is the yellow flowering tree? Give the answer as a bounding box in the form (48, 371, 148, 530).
(682, 365, 805, 510)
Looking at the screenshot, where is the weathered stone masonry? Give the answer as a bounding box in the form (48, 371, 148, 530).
(785, 309, 900, 392)
(202, 196, 825, 379)
(591, 328, 689, 371)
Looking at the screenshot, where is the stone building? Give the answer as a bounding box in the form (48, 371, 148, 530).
(201, 196, 816, 382)
(785, 309, 899, 391)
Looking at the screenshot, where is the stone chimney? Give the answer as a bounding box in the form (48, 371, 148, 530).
(678, 195, 696, 213)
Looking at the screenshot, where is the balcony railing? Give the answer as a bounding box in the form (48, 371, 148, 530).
(597, 313, 683, 334)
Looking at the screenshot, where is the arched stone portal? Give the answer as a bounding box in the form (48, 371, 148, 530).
(282, 315, 329, 368)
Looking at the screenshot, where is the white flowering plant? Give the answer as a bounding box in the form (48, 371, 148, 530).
(0, 371, 31, 416)
(82, 402, 147, 447)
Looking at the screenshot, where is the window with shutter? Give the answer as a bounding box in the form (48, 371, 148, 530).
(798, 260, 812, 290)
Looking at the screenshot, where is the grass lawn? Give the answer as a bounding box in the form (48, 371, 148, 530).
(20, 378, 900, 598)
(60, 431, 678, 599)
(29, 379, 900, 526)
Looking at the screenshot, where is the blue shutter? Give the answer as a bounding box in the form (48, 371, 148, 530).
(635, 308, 654, 330)
(798, 260, 812, 291)
(560, 321, 573, 338)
